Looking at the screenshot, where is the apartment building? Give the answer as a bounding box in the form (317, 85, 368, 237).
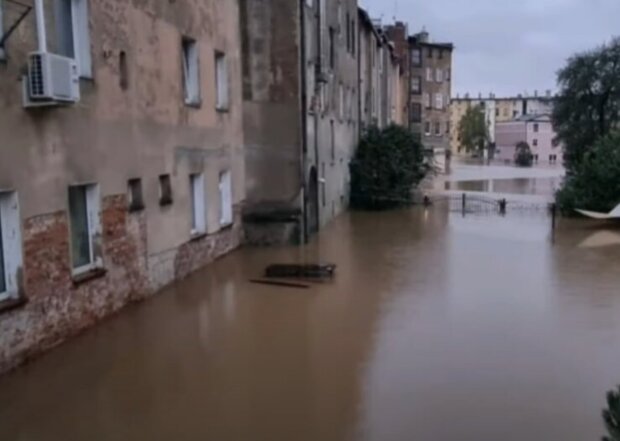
(451, 91, 555, 156)
(408, 31, 454, 170)
(495, 114, 562, 164)
(241, 0, 360, 243)
(0, 0, 245, 373)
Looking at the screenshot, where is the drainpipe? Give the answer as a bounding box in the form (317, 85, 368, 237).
(299, 0, 309, 243)
(312, 0, 321, 234)
(34, 0, 47, 52)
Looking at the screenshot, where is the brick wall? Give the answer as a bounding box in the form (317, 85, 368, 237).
(0, 196, 243, 374)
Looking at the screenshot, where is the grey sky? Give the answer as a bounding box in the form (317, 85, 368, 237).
(360, 0, 620, 98)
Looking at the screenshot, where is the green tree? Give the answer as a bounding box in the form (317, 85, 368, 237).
(350, 124, 429, 210)
(457, 105, 488, 154)
(514, 141, 534, 167)
(602, 386, 620, 441)
(556, 131, 620, 214)
(553, 37, 620, 174)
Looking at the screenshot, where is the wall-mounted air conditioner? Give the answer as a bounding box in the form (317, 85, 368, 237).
(23, 52, 80, 107)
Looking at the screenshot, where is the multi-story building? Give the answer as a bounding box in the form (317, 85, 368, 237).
(451, 91, 555, 156)
(241, 0, 360, 244)
(407, 31, 454, 170)
(495, 114, 562, 164)
(0, 0, 245, 373)
(385, 22, 410, 127)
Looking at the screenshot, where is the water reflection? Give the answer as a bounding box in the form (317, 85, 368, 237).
(1, 209, 620, 441)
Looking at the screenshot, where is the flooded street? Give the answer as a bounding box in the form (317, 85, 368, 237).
(2, 166, 620, 441)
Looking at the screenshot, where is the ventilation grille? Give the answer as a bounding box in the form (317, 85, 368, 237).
(29, 53, 45, 97)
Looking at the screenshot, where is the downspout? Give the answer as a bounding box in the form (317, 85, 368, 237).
(299, 0, 309, 243)
(34, 0, 47, 52)
(357, 14, 362, 141)
(313, 0, 321, 233)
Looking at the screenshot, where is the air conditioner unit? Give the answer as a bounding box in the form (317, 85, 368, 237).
(23, 52, 80, 107)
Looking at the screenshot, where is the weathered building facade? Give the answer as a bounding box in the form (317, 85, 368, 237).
(450, 92, 556, 157)
(407, 31, 453, 170)
(241, 0, 360, 244)
(0, 0, 245, 373)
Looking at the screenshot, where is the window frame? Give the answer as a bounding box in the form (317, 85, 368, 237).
(411, 76, 421, 94)
(435, 93, 444, 110)
(55, 0, 92, 78)
(182, 36, 201, 106)
(68, 184, 101, 276)
(219, 170, 233, 227)
(435, 68, 443, 83)
(215, 51, 229, 111)
(190, 173, 206, 235)
(0, 1, 5, 60)
(411, 48, 422, 67)
(0, 192, 23, 302)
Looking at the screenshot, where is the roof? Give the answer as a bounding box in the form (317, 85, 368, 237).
(358, 7, 381, 41)
(452, 95, 556, 102)
(408, 36, 454, 50)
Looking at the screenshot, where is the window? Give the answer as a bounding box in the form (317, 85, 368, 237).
(68, 184, 101, 273)
(119, 51, 129, 90)
(351, 20, 356, 56)
(533, 123, 539, 133)
(438, 49, 444, 59)
(424, 121, 431, 136)
(219, 170, 234, 227)
(495, 108, 499, 117)
(215, 51, 229, 110)
(321, 163, 326, 207)
(411, 48, 421, 66)
(159, 174, 173, 206)
(345, 13, 350, 52)
(190, 174, 206, 234)
(54, 0, 92, 78)
(127, 178, 144, 212)
(182, 37, 200, 105)
(533, 139, 538, 147)
(330, 120, 335, 161)
(0, 2, 5, 60)
(446, 121, 451, 134)
(411, 103, 422, 122)
(435, 93, 444, 110)
(0, 192, 23, 302)
(445, 69, 451, 81)
(426, 67, 433, 82)
(329, 27, 335, 69)
(434, 122, 441, 136)
(423, 93, 431, 109)
(411, 76, 421, 94)
(339, 83, 344, 120)
(435, 68, 443, 83)
(503, 108, 508, 117)
(427, 47, 433, 58)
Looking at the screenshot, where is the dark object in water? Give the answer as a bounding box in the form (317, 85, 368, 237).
(250, 279, 310, 289)
(265, 264, 336, 279)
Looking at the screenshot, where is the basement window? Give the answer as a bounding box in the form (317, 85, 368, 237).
(215, 51, 229, 110)
(127, 178, 144, 212)
(159, 174, 173, 206)
(182, 37, 201, 106)
(0, 192, 23, 302)
(219, 170, 233, 227)
(68, 184, 101, 274)
(54, 0, 92, 78)
(190, 173, 206, 235)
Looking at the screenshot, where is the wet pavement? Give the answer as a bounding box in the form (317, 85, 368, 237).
(2, 168, 620, 441)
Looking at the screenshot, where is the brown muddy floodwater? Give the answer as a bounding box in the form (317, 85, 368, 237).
(2, 207, 620, 441)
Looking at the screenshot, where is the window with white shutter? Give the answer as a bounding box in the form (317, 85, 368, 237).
(219, 171, 233, 227)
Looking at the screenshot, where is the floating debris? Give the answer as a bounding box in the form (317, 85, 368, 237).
(250, 279, 310, 289)
(265, 264, 336, 280)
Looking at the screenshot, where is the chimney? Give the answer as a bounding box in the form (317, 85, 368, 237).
(417, 29, 429, 43)
(465, 92, 470, 99)
(478, 92, 482, 99)
(546, 89, 552, 98)
(534, 90, 538, 98)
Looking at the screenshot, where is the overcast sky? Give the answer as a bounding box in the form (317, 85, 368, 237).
(360, 0, 620, 98)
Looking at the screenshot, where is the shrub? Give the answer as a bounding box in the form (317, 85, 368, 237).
(603, 386, 620, 441)
(514, 141, 534, 167)
(556, 131, 620, 214)
(350, 124, 429, 210)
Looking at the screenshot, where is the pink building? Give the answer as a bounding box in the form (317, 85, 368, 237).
(494, 115, 562, 164)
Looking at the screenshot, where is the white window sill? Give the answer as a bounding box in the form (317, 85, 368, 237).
(185, 99, 202, 108)
(219, 221, 233, 230)
(190, 230, 207, 241)
(71, 264, 107, 285)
